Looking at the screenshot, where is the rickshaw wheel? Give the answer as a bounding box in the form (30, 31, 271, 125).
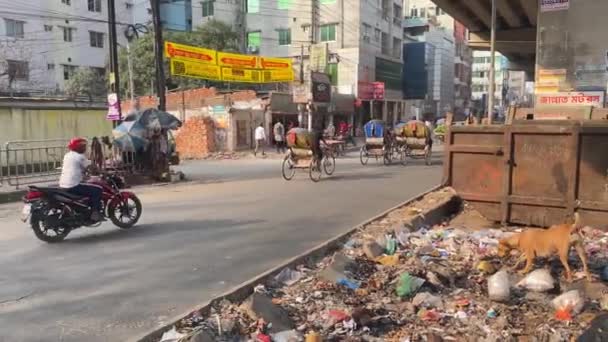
(383, 147, 392, 166)
(359, 147, 369, 165)
(309, 158, 322, 182)
(425, 147, 433, 166)
(282, 154, 296, 181)
(323, 154, 336, 175)
(400, 146, 408, 166)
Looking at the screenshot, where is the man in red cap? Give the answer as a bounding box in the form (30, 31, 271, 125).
(59, 138, 103, 222)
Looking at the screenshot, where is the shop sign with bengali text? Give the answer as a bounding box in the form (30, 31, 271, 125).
(217, 52, 258, 68)
(536, 91, 605, 108)
(541, 0, 569, 12)
(263, 68, 294, 82)
(170, 59, 221, 81)
(164, 41, 216, 64)
(292, 83, 310, 103)
(311, 72, 331, 103)
(221, 67, 262, 83)
(357, 81, 385, 100)
(260, 57, 292, 70)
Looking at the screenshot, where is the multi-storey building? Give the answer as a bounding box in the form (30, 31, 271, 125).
(0, 0, 133, 95)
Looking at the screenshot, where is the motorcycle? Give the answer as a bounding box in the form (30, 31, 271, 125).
(21, 172, 142, 243)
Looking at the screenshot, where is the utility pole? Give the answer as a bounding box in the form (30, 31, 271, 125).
(487, 0, 496, 124)
(107, 0, 122, 122)
(150, 0, 166, 111)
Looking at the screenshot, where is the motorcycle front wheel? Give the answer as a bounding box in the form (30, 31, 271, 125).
(108, 194, 142, 229)
(31, 209, 71, 243)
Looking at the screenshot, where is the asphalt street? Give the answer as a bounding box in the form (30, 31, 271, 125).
(0, 151, 442, 342)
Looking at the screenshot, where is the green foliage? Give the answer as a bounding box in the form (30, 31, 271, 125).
(65, 68, 107, 101)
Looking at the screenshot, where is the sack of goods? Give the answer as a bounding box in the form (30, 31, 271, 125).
(291, 148, 313, 157)
(406, 137, 428, 149)
(400, 120, 429, 139)
(287, 128, 313, 149)
(366, 137, 385, 146)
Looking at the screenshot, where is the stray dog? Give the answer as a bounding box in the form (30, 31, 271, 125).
(497, 213, 591, 282)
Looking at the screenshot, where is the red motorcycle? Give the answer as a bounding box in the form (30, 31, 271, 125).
(21, 173, 142, 243)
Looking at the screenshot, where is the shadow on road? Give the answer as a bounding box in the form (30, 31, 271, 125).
(61, 219, 265, 244)
(327, 172, 392, 181)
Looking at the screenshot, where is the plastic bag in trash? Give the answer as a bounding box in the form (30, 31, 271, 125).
(552, 290, 585, 319)
(488, 270, 510, 302)
(160, 327, 186, 342)
(516, 269, 555, 292)
(274, 268, 304, 286)
(396, 272, 425, 298)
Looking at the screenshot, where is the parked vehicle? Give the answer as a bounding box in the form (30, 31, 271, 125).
(21, 172, 142, 243)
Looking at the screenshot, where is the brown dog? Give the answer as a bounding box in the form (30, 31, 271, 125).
(497, 213, 591, 282)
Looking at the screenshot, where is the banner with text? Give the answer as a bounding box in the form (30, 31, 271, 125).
(165, 41, 294, 83)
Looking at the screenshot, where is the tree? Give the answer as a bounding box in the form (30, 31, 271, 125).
(65, 68, 107, 101)
(118, 20, 240, 98)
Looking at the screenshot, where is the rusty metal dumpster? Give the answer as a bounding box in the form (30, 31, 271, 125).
(444, 120, 608, 229)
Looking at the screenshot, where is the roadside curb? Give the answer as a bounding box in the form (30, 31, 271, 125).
(131, 185, 461, 342)
(0, 190, 26, 205)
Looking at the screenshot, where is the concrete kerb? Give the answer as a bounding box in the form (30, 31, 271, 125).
(131, 184, 461, 342)
(0, 190, 27, 205)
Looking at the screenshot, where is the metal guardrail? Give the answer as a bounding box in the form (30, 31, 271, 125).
(0, 139, 138, 189)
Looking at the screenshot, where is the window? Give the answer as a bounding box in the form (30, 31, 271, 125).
(4, 19, 25, 38)
(62, 65, 78, 80)
(410, 8, 417, 17)
(362, 23, 371, 42)
(47, 63, 55, 70)
(420, 8, 426, 18)
(374, 28, 381, 42)
(89, 31, 104, 48)
(277, 29, 291, 45)
(7, 60, 28, 80)
(44, 25, 53, 32)
(61, 0, 71, 5)
(62, 27, 75, 42)
(88, 0, 102, 12)
(320, 24, 336, 42)
(392, 37, 401, 58)
(278, 0, 292, 10)
(247, 31, 261, 52)
(126, 2, 133, 10)
(202, 0, 214, 17)
(247, 0, 259, 13)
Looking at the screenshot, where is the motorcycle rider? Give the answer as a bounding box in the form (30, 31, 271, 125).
(59, 138, 103, 222)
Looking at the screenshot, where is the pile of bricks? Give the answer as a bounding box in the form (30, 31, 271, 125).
(174, 116, 216, 159)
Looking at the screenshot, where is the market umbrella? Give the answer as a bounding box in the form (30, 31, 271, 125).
(125, 108, 182, 131)
(112, 121, 149, 152)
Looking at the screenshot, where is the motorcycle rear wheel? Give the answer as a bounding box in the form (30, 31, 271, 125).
(31, 213, 71, 243)
(108, 195, 142, 229)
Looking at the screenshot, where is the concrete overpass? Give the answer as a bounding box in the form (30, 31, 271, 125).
(432, 0, 537, 73)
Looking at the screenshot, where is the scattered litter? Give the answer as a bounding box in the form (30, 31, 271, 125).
(159, 327, 186, 342)
(396, 272, 425, 298)
(553, 290, 585, 320)
(274, 268, 304, 286)
(488, 270, 510, 302)
(517, 269, 555, 292)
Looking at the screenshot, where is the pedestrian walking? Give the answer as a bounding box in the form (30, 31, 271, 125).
(273, 121, 286, 154)
(254, 123, 266, 156)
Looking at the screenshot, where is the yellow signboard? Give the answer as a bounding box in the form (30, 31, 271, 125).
(217, 52, 258, 68)
(166, 41, 295, 83)
(171, 59, 221, 81)
(165, 41, 217, 64)
(263, 68, 295, 82)
(221, 67, 262, 83)
(259, 56, 292, 70)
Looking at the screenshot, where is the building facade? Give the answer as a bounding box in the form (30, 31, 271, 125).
(403, 0, 472, 119)
(0, 0, 133, 95)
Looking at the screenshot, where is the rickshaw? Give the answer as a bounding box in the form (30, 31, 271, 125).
(360, 119, 394, 165)
(393, 120, 433, 165)
(282, 128, 336, 182)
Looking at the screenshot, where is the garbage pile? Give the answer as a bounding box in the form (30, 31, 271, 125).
(161, 200, 608, 342)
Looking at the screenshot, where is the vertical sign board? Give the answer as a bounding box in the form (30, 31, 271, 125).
(310, 44, 328, 72)
(311, 72, 331, 103)
(293, 83, 310, 103)
(107, 93, 120, 121)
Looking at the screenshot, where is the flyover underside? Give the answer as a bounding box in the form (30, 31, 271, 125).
(432, 0, 537, 72)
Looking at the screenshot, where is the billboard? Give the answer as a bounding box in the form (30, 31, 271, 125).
(165, 41, 294, 83)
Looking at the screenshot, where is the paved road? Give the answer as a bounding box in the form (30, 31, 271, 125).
(0, 151, 442, 342)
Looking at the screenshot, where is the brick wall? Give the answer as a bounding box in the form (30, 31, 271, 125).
(121, 88, 258, 113)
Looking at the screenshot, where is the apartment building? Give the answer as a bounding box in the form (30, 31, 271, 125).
(0, 0, 133, 95)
